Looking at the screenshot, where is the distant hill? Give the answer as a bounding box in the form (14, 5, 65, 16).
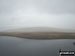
(1, 27, 75, 33)
(0, 27, 75, 39)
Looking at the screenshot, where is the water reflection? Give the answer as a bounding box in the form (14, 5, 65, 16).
(0, 36, 75, 56)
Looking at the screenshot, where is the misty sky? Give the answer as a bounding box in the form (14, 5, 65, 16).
(0, 0, 75, 30)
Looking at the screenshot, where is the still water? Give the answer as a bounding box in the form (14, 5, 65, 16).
(0, 36, 75, 56)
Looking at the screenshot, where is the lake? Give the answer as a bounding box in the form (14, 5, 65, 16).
(0, 36, 75, 56)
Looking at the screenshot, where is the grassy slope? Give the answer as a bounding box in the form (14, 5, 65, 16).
(0, 32, 75, 39)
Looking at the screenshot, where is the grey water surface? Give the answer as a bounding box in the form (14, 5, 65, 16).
(0, 36, 75, 56)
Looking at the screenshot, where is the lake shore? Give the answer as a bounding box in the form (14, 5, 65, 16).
(0, 32, 75, 39)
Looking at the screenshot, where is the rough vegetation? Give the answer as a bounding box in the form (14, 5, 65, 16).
(0, 32, 75, 40)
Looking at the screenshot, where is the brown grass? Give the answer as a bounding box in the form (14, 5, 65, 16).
(0, 32, 75, 39)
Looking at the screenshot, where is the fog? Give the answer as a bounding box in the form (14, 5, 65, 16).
(0, 0, 75, 56)
(0, 0, 75, 30)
